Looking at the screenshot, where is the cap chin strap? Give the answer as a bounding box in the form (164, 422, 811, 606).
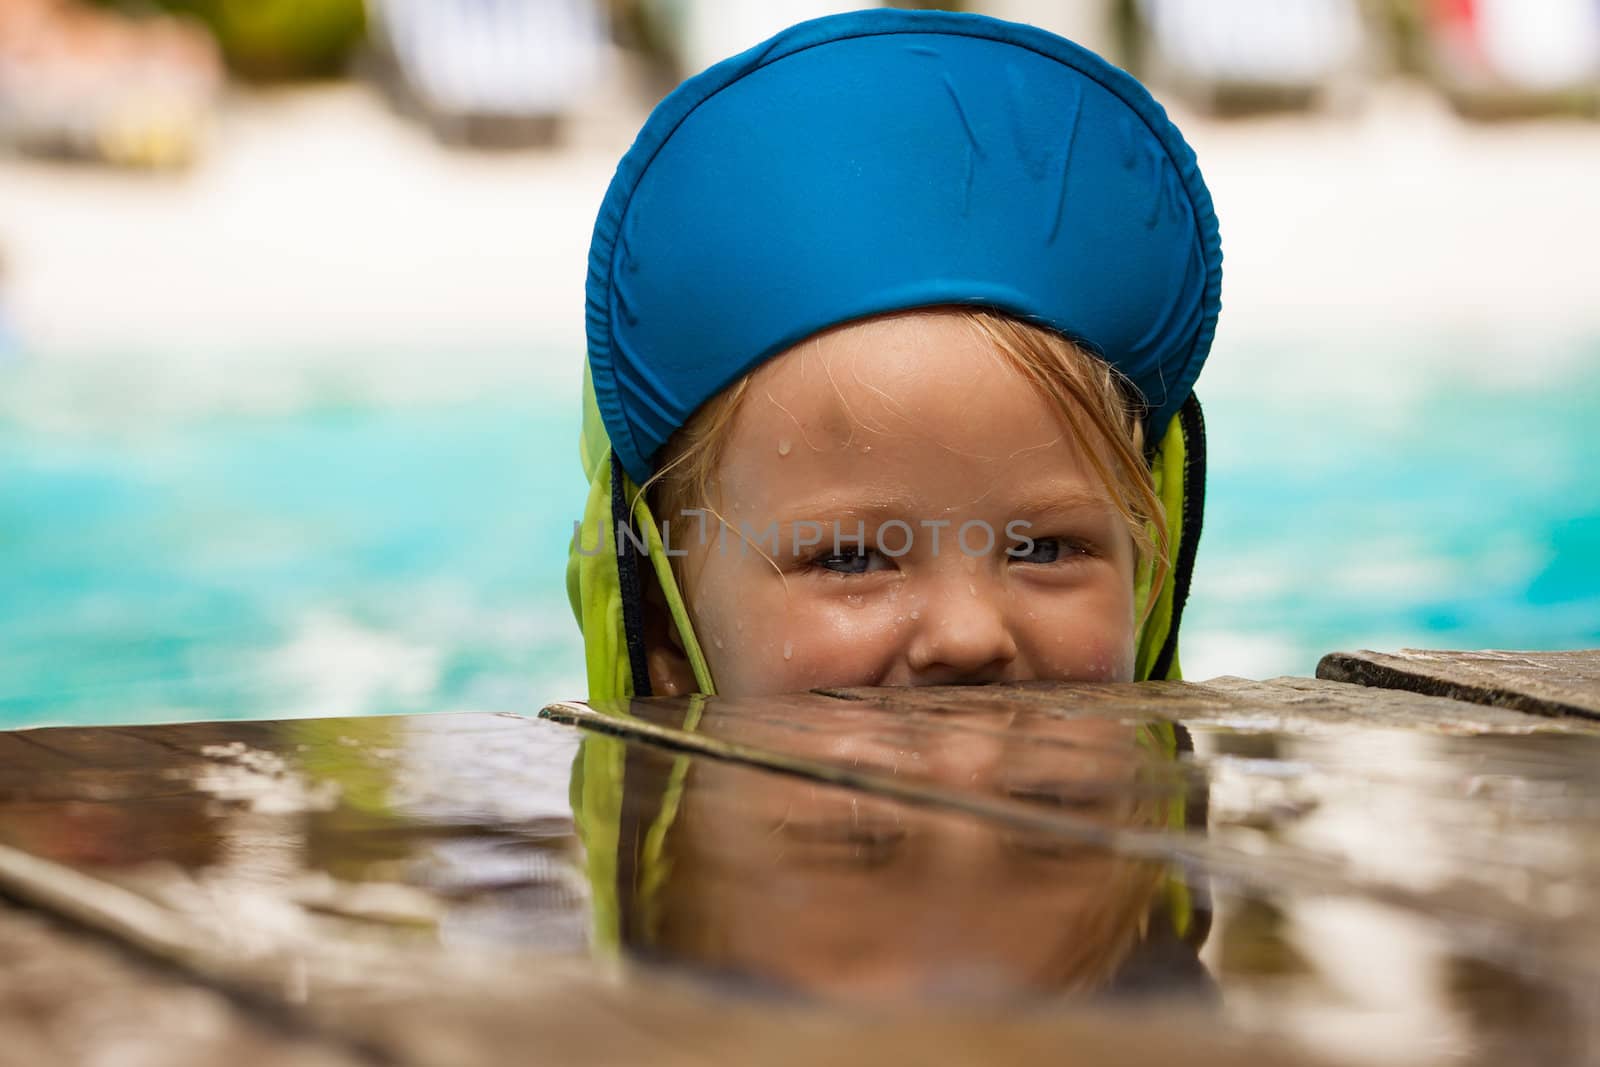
(615, 453, 715, 699)
(613, 452, 654, 697)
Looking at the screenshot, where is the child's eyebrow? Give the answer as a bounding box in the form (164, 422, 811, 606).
(768, 493, 915, 525)
(766, 484, 1117, 527)
(1001, 484, 1120, 519)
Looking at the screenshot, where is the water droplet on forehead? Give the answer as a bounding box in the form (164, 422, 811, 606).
(777, 438, 792, 457)
(782, 640, 794, 661)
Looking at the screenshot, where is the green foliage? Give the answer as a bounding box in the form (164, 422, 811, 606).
(101, 0, 369, 79)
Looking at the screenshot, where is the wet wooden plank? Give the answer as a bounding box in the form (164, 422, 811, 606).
(0, 710, 589, 962)
(580, 675, 1600, 807)
(1317, 648, 1600, 720)
(0, 732, 83, 775)
(0, 898, 369, 1067)
(0, 805, 1337, 1067)
(542, 683, 1600, 993)
(7, 681, 1599, 1066)
(0, 833, 1341, 1067)
(120, 718, 350, 757)
(0, 731, 181, 807)
(821, 674, 1600, 734)
(4, 724, 181, 768)
(0, 712, 546, 810)
(578, 688, 1182, 777)
(541, 696, 1175, 842)
(296, 968, 1334, 1067)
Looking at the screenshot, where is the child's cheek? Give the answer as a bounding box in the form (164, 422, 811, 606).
(691, 598, 849, 695)
(765, 600, 901, 690)
(714, 591, 907, 693)
(1060, 633, 1136, 683)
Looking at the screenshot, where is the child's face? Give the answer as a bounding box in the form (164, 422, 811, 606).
(659, 310, 1138, 697)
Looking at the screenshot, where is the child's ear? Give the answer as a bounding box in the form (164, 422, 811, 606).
(641, 565, 696, 698)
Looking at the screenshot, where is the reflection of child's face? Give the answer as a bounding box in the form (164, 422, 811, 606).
(651, 711, 1164, 999)
(671, 310, 1138, 697)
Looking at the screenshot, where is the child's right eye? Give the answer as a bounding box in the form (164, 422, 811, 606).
(812, 548, 888, 575)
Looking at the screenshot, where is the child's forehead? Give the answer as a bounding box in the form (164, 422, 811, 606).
(707, 314, 1121, 515)
(746, 311, 1012, 432)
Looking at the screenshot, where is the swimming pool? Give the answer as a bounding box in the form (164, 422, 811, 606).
(2, 335, 1596, 729)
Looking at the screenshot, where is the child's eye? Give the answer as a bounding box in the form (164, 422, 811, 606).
(1009, 537, 1088, 565)
(812, 547, 890, 575)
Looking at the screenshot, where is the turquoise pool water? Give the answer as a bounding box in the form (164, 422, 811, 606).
(3, 338, 1597, 728)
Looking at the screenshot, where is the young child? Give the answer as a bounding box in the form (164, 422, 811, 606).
(568, 7, 1221, 703)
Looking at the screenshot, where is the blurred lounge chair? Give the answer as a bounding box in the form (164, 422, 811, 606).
(1422, 0, 1600, 118)
(1136, 0, 1371, 114)
(367, 0, 609, 148)
(646, 0, 873, 81)
(0, 0, 221, 168)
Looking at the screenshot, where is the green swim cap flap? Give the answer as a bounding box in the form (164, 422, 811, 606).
(570, 361, 713, 701)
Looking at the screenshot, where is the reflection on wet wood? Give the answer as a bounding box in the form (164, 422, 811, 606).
(2, 660, 1599, 1065)
(0, 899, 367, 1067)
(0, 731, 85, 778)
(0, 763, 1325, 1067)
(824, 674, 1600, 733)
(543, 682, 1600, 990)
(1317, 648, 1600, 720)
(4, 892, 1339, 1067)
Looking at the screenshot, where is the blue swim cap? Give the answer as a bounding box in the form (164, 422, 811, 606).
(586, 8, 1222, 483)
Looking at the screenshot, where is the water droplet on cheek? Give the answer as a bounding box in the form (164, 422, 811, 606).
(782, 640, 794, 661)
(777, 438, 792, 457)
(712, 636, 723, 649)
(968, 583, 978, 597)
(909, 609, 921, 621)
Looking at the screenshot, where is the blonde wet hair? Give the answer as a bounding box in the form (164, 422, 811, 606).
(643, 307, 1170, 620)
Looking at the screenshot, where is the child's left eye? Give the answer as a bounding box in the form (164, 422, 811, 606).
(812, 548, 890, 575)
(1010, 536, 1089, 565)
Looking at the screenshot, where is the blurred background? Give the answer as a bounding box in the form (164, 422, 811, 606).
(1, 0, 1596, 729)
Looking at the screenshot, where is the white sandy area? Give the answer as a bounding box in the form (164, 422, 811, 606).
(1, 74, 1598, 383)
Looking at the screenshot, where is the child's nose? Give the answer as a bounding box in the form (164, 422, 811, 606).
(904, 580, 1019, 685)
